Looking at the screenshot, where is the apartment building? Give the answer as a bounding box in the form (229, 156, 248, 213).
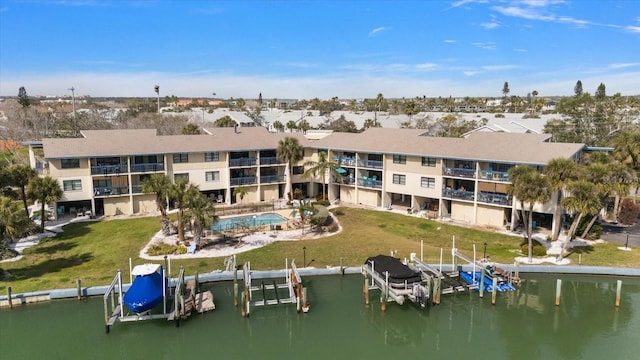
(28, 127, 585, 234)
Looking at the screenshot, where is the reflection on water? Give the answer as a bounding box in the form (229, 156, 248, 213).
(1, 274, 640, 359)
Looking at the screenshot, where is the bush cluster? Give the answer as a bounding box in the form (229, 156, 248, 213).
(147, 243, 186, 256)
(618, 199, 640, 225)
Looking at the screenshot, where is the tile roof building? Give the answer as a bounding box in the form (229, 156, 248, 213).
(29, 127, 585, 234)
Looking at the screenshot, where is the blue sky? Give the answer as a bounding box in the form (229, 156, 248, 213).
(1, 0, 639, 99)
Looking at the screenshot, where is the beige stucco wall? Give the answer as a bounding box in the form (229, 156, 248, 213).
(133, 195, 157, 214)
(476, 205, 505, 227)
(451, 202, 475, 223)
(47, 158, 91, 178)
(57, 176, 93, 201)
(340, 187, 356, 204)
(104, 197, 133, 216)
(260, 185, 279, 202)
(357, 189, 381, 207)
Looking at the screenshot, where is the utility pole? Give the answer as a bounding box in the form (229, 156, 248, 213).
(69, 86, 76, 119)
(154, 85, 160, 114)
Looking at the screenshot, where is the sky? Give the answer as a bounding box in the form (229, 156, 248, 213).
(1, 0, 639, 100)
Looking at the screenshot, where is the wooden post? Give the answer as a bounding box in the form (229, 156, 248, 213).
(363, 275, 370, 305)
(491, 277, 498, 305)
(76, 279, 82, 300)
(615, 280, 622, 308)
(555, 279, 562, 306)
(514, 261, 520, 282)
(479, 273, 485, 298)
(381, 286, 386, 312)
(233, 283, 239, 307)
(340, 257, 344, 276)
(303, 287, 308, 308)
(194, 271, 199, 293)
(7, 286, 12, 309)
(433, 277, 441, 305)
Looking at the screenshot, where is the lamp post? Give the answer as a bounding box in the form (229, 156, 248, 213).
(252, 215, 257, 228)
(303, 246, 306, 268)
(483, 242, 487, 260)
(68, 86, 76, 119)
(271, 197, 275, 211)
(154, 85, 160, 114)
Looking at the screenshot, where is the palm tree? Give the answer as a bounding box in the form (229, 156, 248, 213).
(277, 136, 304, 202)
(26, 176, 62, 233)
(8, 164, 37, 217)
(507, 165, 537, 232)
(169, 179, 200, 243)
(185, 192, 218, 248)
(563, 180, 601, 241)
(303, 151, 342, 201)
(0, 196, 32, 242)
(233, 186, 248, 204)
(272, 121, 284, 133)
(544, 158, 578, 240)
(141, 174, 172, 235)
(514, 171, 551, 263)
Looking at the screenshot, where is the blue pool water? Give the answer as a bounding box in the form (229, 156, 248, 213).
(211, 213, 287, 232)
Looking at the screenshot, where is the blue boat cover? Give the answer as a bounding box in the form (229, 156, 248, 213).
(124, 267, 165, 313)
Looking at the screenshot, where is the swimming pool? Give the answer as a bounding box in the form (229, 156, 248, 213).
(211, 213, 287, 232)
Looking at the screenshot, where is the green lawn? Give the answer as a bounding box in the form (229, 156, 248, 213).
(1, 207, 639, 294)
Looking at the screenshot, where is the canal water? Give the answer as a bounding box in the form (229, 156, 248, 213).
(2, 274, 639, 359)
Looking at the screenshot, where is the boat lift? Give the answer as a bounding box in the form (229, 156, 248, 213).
(451, 237, 520, 291)
(103, 265, 214, 333)
(361, 257, 430, 311)
(240, 259, 307, 317)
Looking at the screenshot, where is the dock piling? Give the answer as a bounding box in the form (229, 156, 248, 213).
(555, 279, 562, 306)
(479, 273, 485, 298)
(7, 286, 12, 309)
(76, 279, 82, 300)
(340, 257, 344, 276)
(491, 277, 498, 305)
(433, 277, 441, 305)
(615, 280, 622, 307)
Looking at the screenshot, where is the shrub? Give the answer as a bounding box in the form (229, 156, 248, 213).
(333, 209, 345, 216)
(312, 200, 331, 207)
(147, 243, 185, 256)
(618, 199, 640, 225)
(520, 243, 547, 256)
(573, 215, 602, 240)
(310, 205, 330, 226)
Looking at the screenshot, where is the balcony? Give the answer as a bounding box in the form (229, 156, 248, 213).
(334, 156, 356, 167)
(442, 188, 475, 202)
(357, 177, 382, 189)
(230, 176, 257, 186)
(260, 157, 282, 165)
(357, 159, 383, 169)
(477, 192, 512, 206)
(130, 163, 165, 173)
(229, 158, 257, 167)
(443, 167, 476, 179)
(260, 174, 285, 184)
(91, 164, 128, 175)
(94, 186, 129, 197)
(478, 169, 510, 182)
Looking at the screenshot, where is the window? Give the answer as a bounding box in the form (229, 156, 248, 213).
(292, 166, 304, 175)
(63, 179, 82, 191)
(204, 152, 220, 162)
(174, 173, 189, 182)
(421, 157, 436, 167)
(61, 158, 80, 169)
(205, 171, 220, 182)
(393, 155, 406, 164)
(392, 174, 406, 185)
(421, 177, 436, 189)
(173, 153, 189, 163)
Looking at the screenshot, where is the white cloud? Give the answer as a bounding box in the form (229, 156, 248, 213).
(513, 48, 528, 52)
(492, 6, 555, 21)
(415, 62, 438, 70)
(472, 42, 496, 50)
(274, 62, 321, 69)
(625, 25, 640, 33)
(368, 27, 388, 37)
(444, 39, 457, 43)
(464, 71, 482, 76)
(480, 21, 500, 29)
(609, 63, 640, 69)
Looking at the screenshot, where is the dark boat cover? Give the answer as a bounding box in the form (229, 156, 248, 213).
(124, 267, 165, 314)
(365, 255, 422, 286)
